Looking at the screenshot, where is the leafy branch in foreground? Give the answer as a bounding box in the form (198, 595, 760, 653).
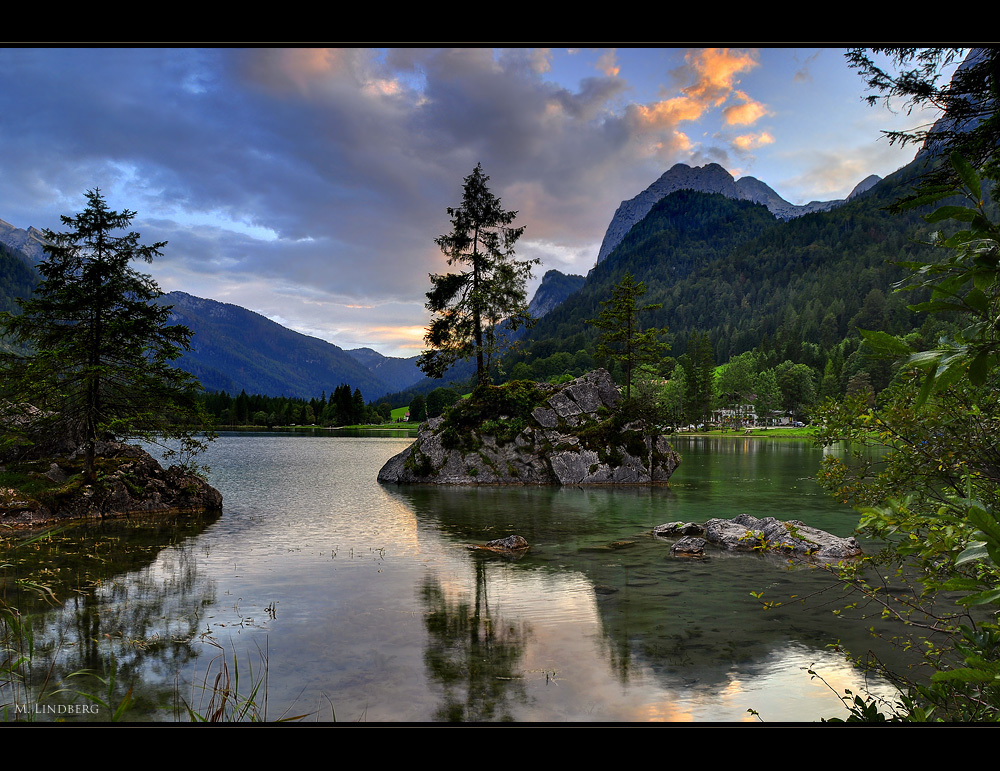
(815, 154, 1000, 720)
(846, 48, 1000, 188)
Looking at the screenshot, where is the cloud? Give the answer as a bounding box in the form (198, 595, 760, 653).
(672, 48, 759, 108)
(595, 49, 620, 77)
(732, 131, 775, 151)
(793, 50, 822, 84)
(723, 90, 769, 125)
(0, 47, 783, 357)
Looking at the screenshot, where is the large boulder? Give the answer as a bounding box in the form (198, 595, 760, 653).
(378, 370, 679, 486)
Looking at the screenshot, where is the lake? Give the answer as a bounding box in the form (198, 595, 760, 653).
(2, 432, 912, 722)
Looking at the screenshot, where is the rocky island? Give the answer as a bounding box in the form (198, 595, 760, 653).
(1, 410, 222, 528)
(378, 369, 679, 485)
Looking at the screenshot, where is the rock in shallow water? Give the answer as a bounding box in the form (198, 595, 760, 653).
(656, 513, 862, 559)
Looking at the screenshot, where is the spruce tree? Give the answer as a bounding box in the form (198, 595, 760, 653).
(0, 188, 209, 480)
(587, 272, 668, 399)
(418, 164, 538, 388)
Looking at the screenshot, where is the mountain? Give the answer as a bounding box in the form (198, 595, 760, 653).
(0, 218, 48, 265)
(527, 269, 586, 319)
(595, 163, 882, 264)
(0, 228, 433, 400)
(158, 291, 425, 400)
(0, 241, 41, 353)
(510, 157, 940, 386)
(344, 347, 425, 394)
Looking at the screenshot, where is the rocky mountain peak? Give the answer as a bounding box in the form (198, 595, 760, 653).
(527, 269, 586, 319)
(596, 164, 881, 265)
(0, 218, 48, 264)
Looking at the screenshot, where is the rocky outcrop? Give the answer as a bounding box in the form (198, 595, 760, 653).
(378, 370, 680, 486)
(468, 535, 531, 554)
(654, 514, 862, 560)
(0, 217, 48, 264)
(0, 441, 223, 527)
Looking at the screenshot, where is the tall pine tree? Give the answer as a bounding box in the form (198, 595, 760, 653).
(418, 164, 537, 388)
(0, 189, 209, 480)
(587, 272, 668, 399)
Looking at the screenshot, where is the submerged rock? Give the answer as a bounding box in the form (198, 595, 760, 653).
(655, 513, 862, 559)
(378, 370, 680, 486)
(670, 536, 706, 557)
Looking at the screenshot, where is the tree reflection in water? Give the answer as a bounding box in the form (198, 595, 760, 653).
(2, 515, 218, 720)
(420, 558, 529, 722)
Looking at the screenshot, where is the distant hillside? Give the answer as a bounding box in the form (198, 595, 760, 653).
(510, 158, 940, 378)
(0, 232, 432, 400)
(345, 347, 425, 394)
(158, 291, 424, 400)
(527, 269, 586, 318)
(0, 241, 41, 353)
(0, 241, 39, 315)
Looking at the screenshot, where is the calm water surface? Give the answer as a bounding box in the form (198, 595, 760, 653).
(5, 433, 911, 722)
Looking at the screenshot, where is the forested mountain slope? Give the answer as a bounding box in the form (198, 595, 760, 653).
(509, 160, 942, 382)
(158, 291, 420, 400)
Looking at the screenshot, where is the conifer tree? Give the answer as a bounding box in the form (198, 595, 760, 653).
(587, 272, 668, 399)
(0, 188, 209, 480)
(419, 164, 538, 388)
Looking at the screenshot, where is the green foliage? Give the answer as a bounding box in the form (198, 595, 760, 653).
(887, 154, 1000, 402)
(814, 168, 1000, 720)
(678, 331, 715, 425)
(409, 394, 427, 424)
(808, 51, 1000, 720)
(419, 164, 538, 387)
(427, 386, 461, 418)
(508, 183, 935, 396)
(0, 190, 212, 477)
(436, 379, 549, 451)
(846, 48, 1000, 188)
(587, 272, 668, 399)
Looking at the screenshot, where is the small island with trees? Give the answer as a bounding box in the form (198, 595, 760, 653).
(0, 190, 221, 527)
(380, 164, 679, 486)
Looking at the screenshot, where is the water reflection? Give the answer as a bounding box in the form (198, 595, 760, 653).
(420, 563, 529, 722)
(2, 515, 219, 721)
(4, 434, 914, 722)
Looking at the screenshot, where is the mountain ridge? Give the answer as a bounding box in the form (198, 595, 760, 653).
(595, 163, 882, 265)
(159, 291, 428, 400)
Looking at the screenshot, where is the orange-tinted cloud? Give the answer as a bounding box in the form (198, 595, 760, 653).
(631, 96, 707, 129)
(682, 49, 759, 107)
(733, 131, 775, 150)
(723, 90, 769, 125)
(631, 48, 760, 131)
(242, 48, 346, 95)
(596, 49, 620, 77)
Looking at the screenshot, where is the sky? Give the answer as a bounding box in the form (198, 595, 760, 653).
(0, 47, 952, 357)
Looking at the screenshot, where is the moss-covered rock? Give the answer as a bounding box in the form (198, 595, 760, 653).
(378, 369, 680, 485)
(0, 441, 222, 527)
